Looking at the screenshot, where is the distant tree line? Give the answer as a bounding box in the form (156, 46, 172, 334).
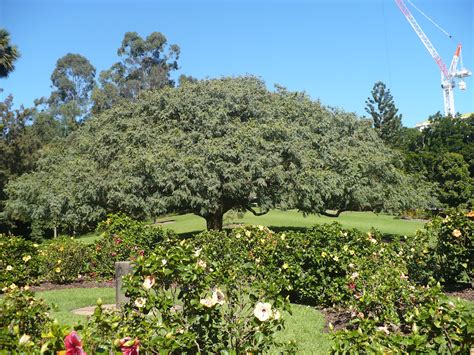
(365, 82, 473, 210)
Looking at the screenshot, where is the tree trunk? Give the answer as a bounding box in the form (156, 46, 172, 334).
(205, 212, 224, 231)
(53, 226, 58, 239)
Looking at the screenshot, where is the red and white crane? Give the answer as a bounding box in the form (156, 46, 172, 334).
(395, 0, 471, 117)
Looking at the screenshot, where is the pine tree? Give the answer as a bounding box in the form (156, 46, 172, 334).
(365, 82, 403, 146)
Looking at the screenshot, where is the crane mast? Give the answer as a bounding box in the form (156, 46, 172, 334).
(395, 0, 471, 117)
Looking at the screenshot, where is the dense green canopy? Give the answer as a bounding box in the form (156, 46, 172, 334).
(5, 77, 433, 232)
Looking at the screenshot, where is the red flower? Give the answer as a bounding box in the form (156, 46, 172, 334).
(348, 282, 356, 290)
(119, 337, 140, 355)
(64, 331, 86, 355)
(138, 250, 144, 256)
(111, 252, 117, 257)
(114, 238, 122, 245)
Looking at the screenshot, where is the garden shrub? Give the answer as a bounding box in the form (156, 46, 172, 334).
(429, 210, 473, 286)
(39, 237, 90, 283)
(83, 238, 293, 353)
(331, 284, 473, 354)
(0, 286, 52, 351)
(0, 234, 41, 290)
(90, 213, 175, 278)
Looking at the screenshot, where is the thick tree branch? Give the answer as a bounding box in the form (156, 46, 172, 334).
(319, 209, 346, 218)
(246, 206, 269, 216)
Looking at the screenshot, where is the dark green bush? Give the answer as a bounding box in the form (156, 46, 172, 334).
(331, 284, 473, 354)
(39, 237, 90, 283)
(90, 213, 176, 278)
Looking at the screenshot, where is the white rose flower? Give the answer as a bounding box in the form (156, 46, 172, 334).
(134, 297, 146, 308)
(200, 298, 215, 308)
(212, 288, 225, 305)
(143, 276, 155, 290)
(254, 302, 273, 322)
(19, 334, 31, 345)
(376, 326, 390, 335)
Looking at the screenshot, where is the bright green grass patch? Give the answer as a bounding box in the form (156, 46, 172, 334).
(74, 231, 102, 245)
(157, 210, 425, 236)
(277, 304, 331, 354)
(36, 287, 115, 325)
(75, 210, 425, 244)
(35, 288, 331, 352)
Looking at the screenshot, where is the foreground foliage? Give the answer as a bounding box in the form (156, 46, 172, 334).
(0, 211, 472, 352)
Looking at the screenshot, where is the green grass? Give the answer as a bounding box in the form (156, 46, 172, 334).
(156, 210, 425, 236)
(278, 304, 331, 354)
(74, 231, 102, 245)
(35, 288, 331, 352)
(74, 210, 425, 244)
(36, 287, 115, 325)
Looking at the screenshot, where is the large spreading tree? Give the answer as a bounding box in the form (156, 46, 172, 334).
(6, 77, 433, 233)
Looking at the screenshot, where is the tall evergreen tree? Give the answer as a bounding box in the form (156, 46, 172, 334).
(365, 81, 403, 145)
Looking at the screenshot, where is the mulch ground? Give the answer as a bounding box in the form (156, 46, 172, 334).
(445, 286, 474, 301)
(30, 280, 114, 292)
(320, 308, 352, 332)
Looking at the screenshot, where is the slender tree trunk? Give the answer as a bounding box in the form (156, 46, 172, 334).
(53, 226, 57, 238)
(205, 212, 224, 231)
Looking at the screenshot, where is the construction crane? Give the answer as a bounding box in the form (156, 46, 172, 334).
(395, 0, 472, 117)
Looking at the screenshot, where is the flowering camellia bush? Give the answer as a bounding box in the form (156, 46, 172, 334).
(90, 213, 174, 278)
(0, 234, 41, 290)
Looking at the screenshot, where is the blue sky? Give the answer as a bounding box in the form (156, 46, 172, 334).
(1, 0, 472, 127)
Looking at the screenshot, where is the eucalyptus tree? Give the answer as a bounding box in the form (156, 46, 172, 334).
(48, 53, 96, 134)
(6, 77, 434, 233)
(92, 31, 180, 114)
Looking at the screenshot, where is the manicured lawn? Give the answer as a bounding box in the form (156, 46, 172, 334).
(75, 210, 426, 244)
(277, 304, 331, 354)
(157, 210, 425, 236)
(36, 287, 115, 325)
(35, 288, 331, 353)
